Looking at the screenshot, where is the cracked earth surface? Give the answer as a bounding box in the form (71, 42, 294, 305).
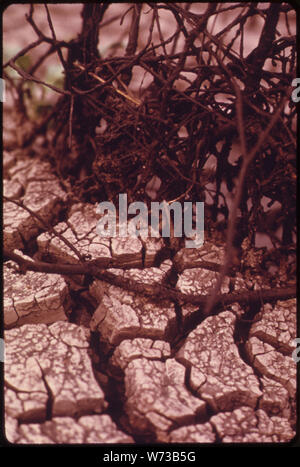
(3, 146, 297, 445)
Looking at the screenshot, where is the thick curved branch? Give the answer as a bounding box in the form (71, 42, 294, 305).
(4, 248, 296, 310)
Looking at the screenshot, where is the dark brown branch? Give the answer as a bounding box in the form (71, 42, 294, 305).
(3, 38, 44, 68)
(8, 60, 71, 96)
(44, 4, 67, 71)
(4, 3, 295, 313)
(246, 4, 281, 85)
(3, 196, 84, 262)
(96, 269, 296, 308)
(3, 249, 296, 310)
(204, 90, 290, 315)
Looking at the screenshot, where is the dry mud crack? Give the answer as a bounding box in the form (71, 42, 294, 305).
(3, 153, 297, 444)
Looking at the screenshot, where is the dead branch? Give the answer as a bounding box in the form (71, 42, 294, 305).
(4, 3, 296, 310)
(3, 248, 296, 310)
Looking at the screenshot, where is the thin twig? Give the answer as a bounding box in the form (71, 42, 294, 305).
(44, 4, 67, 71)
(8, 60, 70, 96)
(204, 92, 290, 315)
(4, 196, 84, 262)
(3, 38, 44, 68)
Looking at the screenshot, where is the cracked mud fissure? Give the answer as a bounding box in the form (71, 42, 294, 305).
(3, 150, 297, 443)
(2, 2, 297, 446)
